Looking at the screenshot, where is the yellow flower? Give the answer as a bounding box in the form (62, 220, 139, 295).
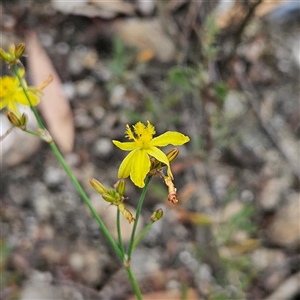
(112, 121, 190, 188)
(0, 69, 51, 117)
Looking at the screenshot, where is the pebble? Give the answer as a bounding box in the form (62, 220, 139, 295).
(130, 247, 162, 277)
(259, 178, 288, 211)
(266, 193, 300, 248)
(109, 84, 127, 107)
(74, 108, 94, 129)
(75, 78, 95, 98)
(93, 138, 113, 158)
(43, 166, 66, 187)
(20, 271, 63, 300)
(62, 82, 76, 99)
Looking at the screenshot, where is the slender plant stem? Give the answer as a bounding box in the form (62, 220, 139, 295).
(117, 209, 125, 257)
(126, 267, 143, 300)
(13, 64, 143, 299)
(127, 176, 152, 259)
(24, 129, 41, 137)
(12, 66, 45, 129)
(49, 141, 123, 260)
(132, 222, 153, 251)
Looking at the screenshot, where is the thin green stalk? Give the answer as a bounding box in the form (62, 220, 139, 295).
(49, 141, 123, 260)
(12, 66, 45, 130)
(117, 209, 125, 257)
(127, 176, 152, 259)
(13, 64, 142, 299)
(126, 267, 143, 300)
(24, 129, 41, 138)
(132, 222, 153, 251)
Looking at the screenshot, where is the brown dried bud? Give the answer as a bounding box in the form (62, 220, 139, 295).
(6, 111, 22, 127)
(118, 203, 135, 223)
(164, 176, 178, 204)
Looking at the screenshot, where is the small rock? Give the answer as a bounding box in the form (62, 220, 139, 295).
(62, 82, 76, 99)
(75, 78, 95, 97)
(259, 178, 289, 211)
(20, 271, 63, 300)
(75, 78, 95, 98)
(137, 0, 155, 16)
(93, 138, 113, 158)
(224, 90, 247, 120)
(43, 166, 66, 187)
(130, 247, 162, 277)
(109, 84, 127, 107)
(266, 193, 300, 248)
(251, 248, 287, 271)
(74, 108, 94, 128)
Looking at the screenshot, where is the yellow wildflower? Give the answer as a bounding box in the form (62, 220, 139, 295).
(112, 121, 190, 188)
(0, 69, 51, 117)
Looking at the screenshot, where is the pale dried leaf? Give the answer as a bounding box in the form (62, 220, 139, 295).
(26, 31, 74, 153)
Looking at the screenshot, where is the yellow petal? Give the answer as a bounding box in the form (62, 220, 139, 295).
(118, 149, 137, 178)
(130, 149, 150, 188)
(112, 140, 137, 151)
(150, 131, 190, 147)
(7, 98, 21, 117)
(0, 97, 9, 110)
(14, 89, 40, 106)
(147, 147, 173, 178)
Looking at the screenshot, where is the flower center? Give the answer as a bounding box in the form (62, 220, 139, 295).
(125, 121, 156, 149)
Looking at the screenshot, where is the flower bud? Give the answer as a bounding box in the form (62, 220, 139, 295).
(166, 148, 179, 163)
(15, 43, 26, 59)
(150, 208, 163, 222)
(116, 179, 126, 196)
(102, 192, 116, 203)
(6, 111, 22, 127)
(19, 113, 28, 130)
(90, 178, 108, 195)
(0, 48, 9, 61)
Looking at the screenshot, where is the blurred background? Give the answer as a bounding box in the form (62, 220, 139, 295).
(1, 0, 299, 299)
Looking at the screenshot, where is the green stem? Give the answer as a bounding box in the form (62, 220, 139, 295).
(24, 129, 41, 138)
(49, 141, 123, 260)
(13, 64, 142, 299)
(127, 176, 152, 259)
(126, 267, 143, 300)
(13, 65, 122, 259)
(12, 66, 45, 130)
(117, 209, 125, 257)
(132, 222, 154, 251)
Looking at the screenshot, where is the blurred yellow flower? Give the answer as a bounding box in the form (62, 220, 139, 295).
(0, 69, 51, 117)
(113, 121, 190, 188)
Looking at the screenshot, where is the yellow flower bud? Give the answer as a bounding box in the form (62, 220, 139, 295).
(166, 148, 179, 164)
(15, 43, 26, 59)
(89, 178, 108, 195)
(19, 113, 28, 130)
(116, 179, 126, 196)
(150, 208, 163, 222)
(0, 48, 10, 61)
(102, 193, 116, 203)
